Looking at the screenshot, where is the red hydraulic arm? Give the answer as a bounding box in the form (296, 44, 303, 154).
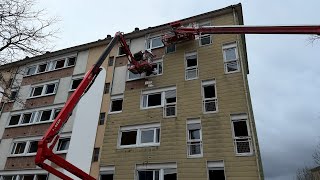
(35, 32, 153, 180)
(36, 23, 320, 180)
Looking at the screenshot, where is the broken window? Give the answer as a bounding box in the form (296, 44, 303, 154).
(199, 22, 212, 46)
(26, 66, 37, 76)
(120, 130, 137, 146)
(223, 43, 240, 73)
(39, 110, 52, 122)
(92, 148, 100, 162)
(27, 141, 38, 153)
(208, 161, 225, 180)
(57, 138, 70, 151)
(202, 80, 217, 113)
(166, 44, 176, 54)
(99, 112, 106, 125)
(187, 120, 202, 157)
(11, 142, 26, 154)
(21, 113, 33, 124)
(110, 96, 123, 113)
(70, 78, 83, 90)
(231, 114, 252, 155)
(54, 59, 65, 69)
(67, 57, 76, 66)
(185, 52, 198, 80)
(164, 90, 176, 117)
(45, 83, 56, 94)
(8, 114, 21, 126)
(37, 63, 47, 73)
(146, 36, 163, 49)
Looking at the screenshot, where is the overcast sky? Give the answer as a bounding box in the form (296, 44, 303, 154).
(36, 0, 320, 179)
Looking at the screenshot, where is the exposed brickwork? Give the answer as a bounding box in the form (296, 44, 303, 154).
(3, 123, 51, 139)
(115, 56, 128, 67)
(151, 47, 165, 59)
(21, 67, 74, 86)
(25, 95, 55, 109)
(125, 79, 145, 91)
(2, 102, 14, 112)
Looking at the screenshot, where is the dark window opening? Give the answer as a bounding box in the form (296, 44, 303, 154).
(138, 171, 157, 180)
(104, 83, 110, 94)
(120, 131, 137, 145)
(53, 109, 61, 119)
(71, 79, 82, 90)
(100, 174, 113, 180)
(166, 97, 176, 103)
(67, 57, 76, 66)
(208, 169, 225, 180)
(21, 113, 33, 124)
(57, 138, 70, 151)
(27, 66, 36, 75)
(28, 141, 38, 153)
(32, 86, 43, 96)
(92, 148, 100, 162)
(186, 55, 197, 67)
(148, 93, 161, 107)
(36, 175, 48, 180)
(164, 173, 177, 180)
(166, 44, 176, 53)
(108, 56, 114, 66)
(38, 64, 47, 73)
(13, 142, 26, 154)
(22, 175, 34, 180)
(200, 35, 211, 45)
(40, 110, 52, 121)
(118, 46, 128, 56)
(233, 121, 249, 137)
(45, 84, 55, 94)
(9, 115, 21, 125)
(111, 99, 123, 112)
(55, 60, 65, 69)
(10, 91, 17, 100)
(203, 85, 215, 98)
(99, 112, 106, 125)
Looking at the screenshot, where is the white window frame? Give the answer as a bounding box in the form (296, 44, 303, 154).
(165, 43, 176, 54)
(201, 80, 218, 113)
(163, 89, 177, 118)
(207, 160, 226, 180)
(187, 119, 203, 158)
(117, 42, 130, 57)
(136, 162, 177, 180)
(231, 114, 253, 156)
(127, 69, 145, 81)
(147, 59, 163, 77)
(24, 55, 77, 77)
(56, 137, 71, 153)
(199, 22, 212, 46)
(10, 138, 41, 157)
(185, 51, 198, 80)
(29, 81, 58, 98)
(141, 86, 176, 110)
(146, 36, 164, 50)
(6, 105, 63, 128)
(118, 123, 160, 149)
(69, 76, 84, 91)
(222, 42, 240, 74)
(99, 166, 115, 180)
(109, 94, 124, 114)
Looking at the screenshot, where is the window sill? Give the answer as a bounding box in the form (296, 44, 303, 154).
(27, 93, 55, 100)
(185, 77, 199, 81)
(224, 70, 241, 74)
(6, 120, 54, 129)
(109, 111, 122, 114)
(187, 154, 203, 158)
(116, 54, 127, 58)
(55, 150, 68, 154)
(199, 42, 212, 47)
(127, 77, 144, 82)
(118, 143, 160, 149)
(9, 153, 37, 157)
(147, 45, 164, 51)
(24, 66, 74, 77)
(203, 110, 218, 114)
(141, 105, 163, 110)
(235, 152, 254, 157)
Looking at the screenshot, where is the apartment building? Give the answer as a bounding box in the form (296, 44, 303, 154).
(0, 3, 263, 180)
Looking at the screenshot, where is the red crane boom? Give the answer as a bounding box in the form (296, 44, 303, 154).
(35, 24, 320, 180)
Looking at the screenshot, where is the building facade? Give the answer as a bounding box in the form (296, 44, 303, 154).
(0, 3, 263, 180)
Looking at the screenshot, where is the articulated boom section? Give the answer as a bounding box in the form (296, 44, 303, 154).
(162, 21, 320, 45)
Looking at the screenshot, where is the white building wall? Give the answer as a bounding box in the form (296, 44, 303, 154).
(12, 85, 30, 111)
(0, 139, 12, 170)
(130, 36, 145, 53)
(0, 112, 10, 140)
(54, 77, 72, 104)
(65, 68, 106, 179)
(73, 51, 89, 75)
(111, 66, 126, 95)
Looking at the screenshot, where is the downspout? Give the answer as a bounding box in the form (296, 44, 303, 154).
(232, 7, 263, 180)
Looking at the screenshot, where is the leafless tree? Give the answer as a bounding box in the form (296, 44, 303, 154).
(296, 141, 320, 180)
(0, 0, 58, 104)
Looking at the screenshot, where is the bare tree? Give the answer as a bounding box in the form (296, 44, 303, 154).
(296, 141, 320, 180)
(0, 0, 58, 104)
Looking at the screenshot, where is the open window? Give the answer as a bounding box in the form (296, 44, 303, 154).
(67, 57, 76, 66)
(37, 63, 48, 73)
(110, 95, 123, 113)
(202, 80, 218, 113)
(164, 90, 176, 117)
(21, 112, 34, 124)
(146, 36, 164, 50)
(54, 59, 66, 69)
(38, 109, 53, 122)
(187, 119, 202, 157)
(8, 114, 21, 126)
(70, 78, 83, 91)
(27, 140, 39, 154)
(223, 43, 240, 73)
(11, 142, 26, 155)
(185, 52, 198, 80)
(136, 163, 177, 180)
(207, 161, 226, 180)
(231, 114, 253, 155)
(56, 138, 70, 152)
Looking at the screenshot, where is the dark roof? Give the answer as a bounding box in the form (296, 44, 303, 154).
(0, 3, 243, 70)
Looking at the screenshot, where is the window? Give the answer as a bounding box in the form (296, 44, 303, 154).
(110, 95, 123, 113)
(136, 163, 177, 180)
(11, 142, 26, 155)
(0, 174, 48, 180)
(199, 22, 212, 46)
(27, 141, 38, 154)
(223, 43, 240, 73)
(37, 63, 48, 73)
(202, 80, 218, 113)
(53, 108, 61, 119)
(118, 45, 129, 56)
(187, 119, 202, 157)
(54, 59, 65, 69)
(100, 167, 114, 180)
(166, 44, 176, 54)
(30, 82, 57, 98)
(207, 161, 225, 180)
(100, 174, 113, 180)
(147, 60, 163, 76)
(26, 66, 36, 76)
(21, 113, 34, 124)
(164, 90, 176, 117)
(142, 93, 162, 108)
(10, 89, 18, 101)
(1, 175, 17, 180)
(185, 52, 198, 80)
(119, 123, 160, 148)
(108, 56, 114, 66)
(99, 112, 106, 125)
(67, 57, 76, 66)
(146, 36, 164, 50)
(128, 70, 143, 80)
(231, 114, 252, 155)
(8, 115, 21, 126)
(57, 138, 70, 152)
(104, 83, 110, 94)
(38, 110, 52, 122)
(92, 148, 100, 162)
(70, 78, 83, 91)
